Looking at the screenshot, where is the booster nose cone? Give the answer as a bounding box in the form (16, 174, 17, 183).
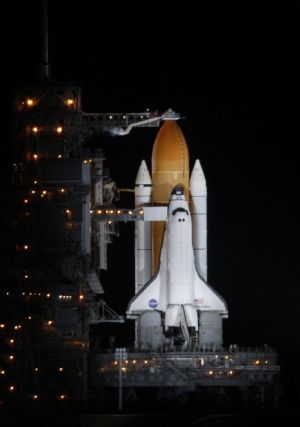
(135, 160, 152, 207)
(190, 159, 206, 196)
(135, 160, 152, 186)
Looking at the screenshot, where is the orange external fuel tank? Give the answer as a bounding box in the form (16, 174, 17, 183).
(151, 121, 190, 272)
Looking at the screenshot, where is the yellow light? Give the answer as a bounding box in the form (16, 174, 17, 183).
(9, 385, 15, 392)
(0, 370, 5, 375)
(208, 370, 213, 375)
(31, 190, 36, 194)
(58, 367, 64, 372)
(113, 361, 118, 365)
(47, 320, 54, 326)
(46, 293, 51, 298)
(24, 199, 28, 204)
(129, 211, 132, 215)
(28, 316, 32, 320)
(139, 210, 143, 214)
(65, 209, 71, 214)
(24, 245, 29, 250)
(34, 180, 38, 184)
(34, 368, 39, 372)
(42, 190, 47, 195)
(228, 370, 234, 375)
(0, 324, 5, 328)
(9, 339, 14, 344)
(33, 154, 38, 160)
(26, 99, 34, 107)
(57, 154, 62, 159)
(132, 360, 136, 364)
(125, 360, 129, 364)
(79, 294, 84, 301)
(9, 355, 14, 360)
(121, 367, 127, 372)
(58, 394, 67, 400)
(66, 99, 74, 106)
(60, 188, 65, 193)
(108, 221, 112, 225)
(255, 360, 260, 365)
(24, 274, 29, 279)
(33, 394, 38, 399)
(144, 360, 148, 364)
(32, 127, 38, 134)
(56, 126, 63, 134)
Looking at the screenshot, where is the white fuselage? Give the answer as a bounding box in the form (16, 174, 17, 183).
(127, 189, 228, 332)
(167, 199, 194, 305)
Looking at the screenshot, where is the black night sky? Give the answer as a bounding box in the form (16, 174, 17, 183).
(1, 0, 299, 416)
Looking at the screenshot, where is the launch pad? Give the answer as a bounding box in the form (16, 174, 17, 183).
(1, 4, 281, 411)
(90, 346, 280, 410)
(88, 121, 280, 411)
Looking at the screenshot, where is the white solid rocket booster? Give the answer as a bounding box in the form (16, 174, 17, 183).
(190, 159, 207, 281)
(135, 160, 152, 294)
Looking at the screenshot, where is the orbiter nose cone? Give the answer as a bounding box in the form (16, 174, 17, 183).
(171, 184, 184, 197)
(135, 160, 152, 185)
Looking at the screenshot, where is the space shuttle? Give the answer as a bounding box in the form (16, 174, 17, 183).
(127, 120, 228, 350)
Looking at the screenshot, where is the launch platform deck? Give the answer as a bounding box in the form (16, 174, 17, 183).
(89, 347, 280, 410)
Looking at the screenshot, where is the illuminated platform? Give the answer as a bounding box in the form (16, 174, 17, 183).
(89, 347, 280, 410)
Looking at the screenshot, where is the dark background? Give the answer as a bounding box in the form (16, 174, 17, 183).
(1, 0, 299, 409)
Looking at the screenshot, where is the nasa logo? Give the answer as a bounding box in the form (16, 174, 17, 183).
(148, 299, 158, 308)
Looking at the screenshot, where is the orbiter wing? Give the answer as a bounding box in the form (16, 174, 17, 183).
(127, 236, 167, 315)
(192, 269, 228, 316)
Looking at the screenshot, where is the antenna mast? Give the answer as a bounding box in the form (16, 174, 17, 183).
(40, 0, 50, 79)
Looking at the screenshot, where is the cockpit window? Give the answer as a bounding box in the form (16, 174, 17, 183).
(172, 207, 189, 216)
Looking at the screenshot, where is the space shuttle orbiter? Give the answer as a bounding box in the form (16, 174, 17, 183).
(127, 120, 228, 349)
